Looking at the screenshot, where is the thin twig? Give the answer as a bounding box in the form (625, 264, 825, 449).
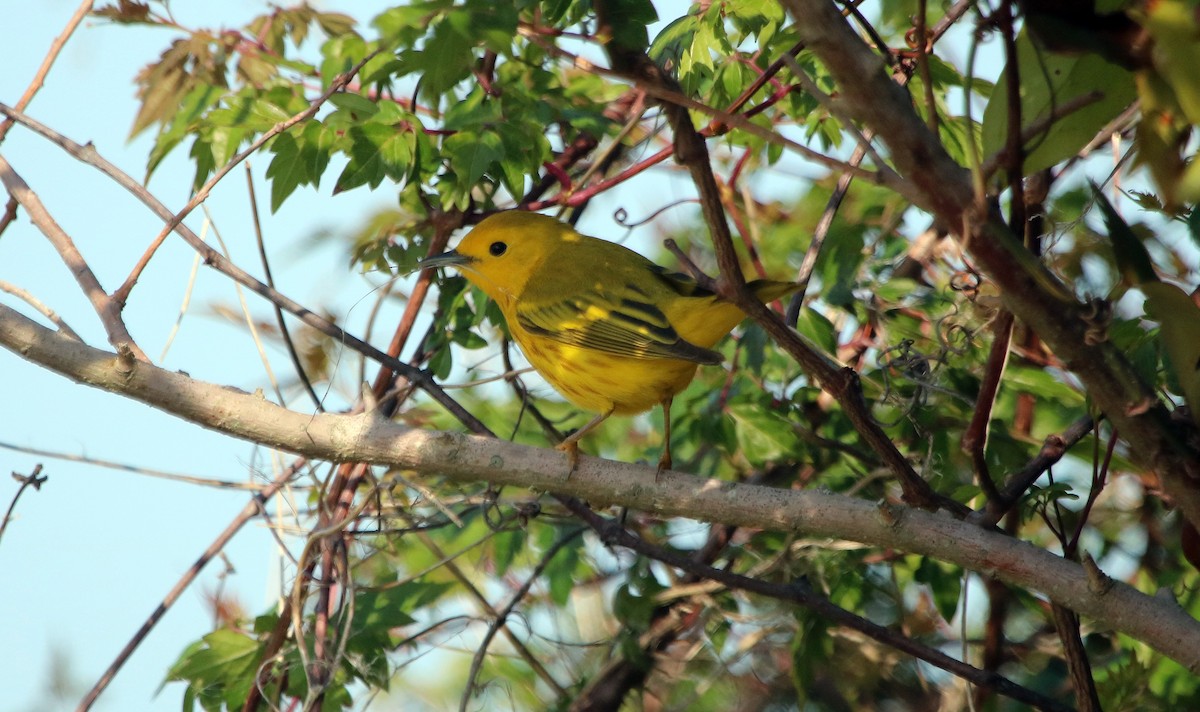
(980, 91, 1106, 180)
(961, 310, 1015, 503)
(245, 164, 324, 411)
(786, 139, 870, 322)
(401, 509, 569, 698)
(77, 463, 300, 710)
(206, 207, 286, 406)
(0, 439, 269, 491)
(111, 51, 382, 308)
(0, 101, 489, 435)
(0, 195, 18, 237)
(0, 279, 80, 339)
(0, 155, 146, 359)
(158, 252, 202, 361)
(973, 415, 1096, 527)
(0, 0, 92, 145)
(0, 464, 47, 545)
(460, 526, 585, 712)
(516, 27, 907, 198)
(561, 496, 1072, 712)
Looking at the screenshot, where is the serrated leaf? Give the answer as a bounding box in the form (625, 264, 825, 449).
(188, 134, 216, 191)
(315, 11, 357, 38)
(327, 91, 380, 118)
(981, 30, 1136, 178)
(131, 39, 195, 137)
(334, 123, 414, 193)
(146, 82, 223, 178)
(165, 629, 260, 711)
(492, 528, 525, 577)
(265, 132, 305, 211)
(320, 33, 368, 86)
(443, 130, 505, 187)
(298, 120, 336, 189)
(93, 0, 152, 23)
(404, 16, 473, 100)
(208, 125, 248, 167)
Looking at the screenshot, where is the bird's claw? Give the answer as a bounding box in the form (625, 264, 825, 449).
(655, 451, 671, 483)
(556, 440, 581, 478)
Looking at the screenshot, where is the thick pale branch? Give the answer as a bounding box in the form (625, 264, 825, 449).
(3, 302, 1199, 671)
(780, 0, 1200, 526)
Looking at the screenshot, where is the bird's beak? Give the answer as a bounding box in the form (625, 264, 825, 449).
(418, 249, 474, 271)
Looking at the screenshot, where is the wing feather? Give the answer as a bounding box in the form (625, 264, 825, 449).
(515, 283, 723, 365)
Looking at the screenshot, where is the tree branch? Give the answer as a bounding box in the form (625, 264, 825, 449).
(779, 0, 1200, 529)
(0, 154, 145, 359)
(4, 302, 1198, 672)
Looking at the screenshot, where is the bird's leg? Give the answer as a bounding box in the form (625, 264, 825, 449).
(656, 398, 673, 480)
(556, 409, 612, 476)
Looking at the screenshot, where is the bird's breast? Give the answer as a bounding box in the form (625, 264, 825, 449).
(512, 328, 701, 416)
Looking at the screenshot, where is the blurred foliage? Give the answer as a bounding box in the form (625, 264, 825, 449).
(77, 0, 1200, 709)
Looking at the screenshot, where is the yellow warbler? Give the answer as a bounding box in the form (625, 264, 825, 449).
(421, 211, 798, 471)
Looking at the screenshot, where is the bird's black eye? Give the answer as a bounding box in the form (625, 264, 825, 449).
(489, 241, 507, 256)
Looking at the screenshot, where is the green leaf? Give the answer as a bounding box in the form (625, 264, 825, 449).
(265, 132, 305, 211)
(428, 342, 454, 378)
(981, 30, 1136, 178)
(334, 123, 414, 193)
(914, 557, 962, 622)
(542, 534, 581, 607)
(147, 82, 223, 178)
(443, 129, 505, 188)
(1145, 1, 1200, 124)
(1094, 185, 1158, 285)
(320, 34, 368, 86)
(401, 14, 474, 100)
(373, 1, 451, 46)
(1187, 206, 1200, 250)
(166, 629, 261, 711)
(816, 224, 864, 308)
(1143, 281, 1200, 426)
(601, 0, 657, 52)
(315, 11, 357, 39)
(649, 15, 698, 68)
(728, 401, 796, 465)
(327, 91, 380, 118)
(297, 120, 336, 189)
(492, 528, 525, 576)
(794, 307, 837, 355)
(207, 125, 248, 168)
(188, 134, 216, 191)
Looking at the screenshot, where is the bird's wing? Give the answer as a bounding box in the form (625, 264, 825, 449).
(515, 283, 724, 365)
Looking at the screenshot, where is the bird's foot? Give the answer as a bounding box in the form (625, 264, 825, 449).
(655, 450, 672, 483)
(556, 440, 581, 478)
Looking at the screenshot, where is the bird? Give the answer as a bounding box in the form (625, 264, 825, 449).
(420, 211, 799, 473)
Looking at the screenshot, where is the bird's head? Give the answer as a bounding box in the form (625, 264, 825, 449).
(420, 211, 569, 304)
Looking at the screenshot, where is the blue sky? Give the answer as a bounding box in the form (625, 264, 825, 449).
(1, 2, 401, 710)
(1, 3, 705, 709)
